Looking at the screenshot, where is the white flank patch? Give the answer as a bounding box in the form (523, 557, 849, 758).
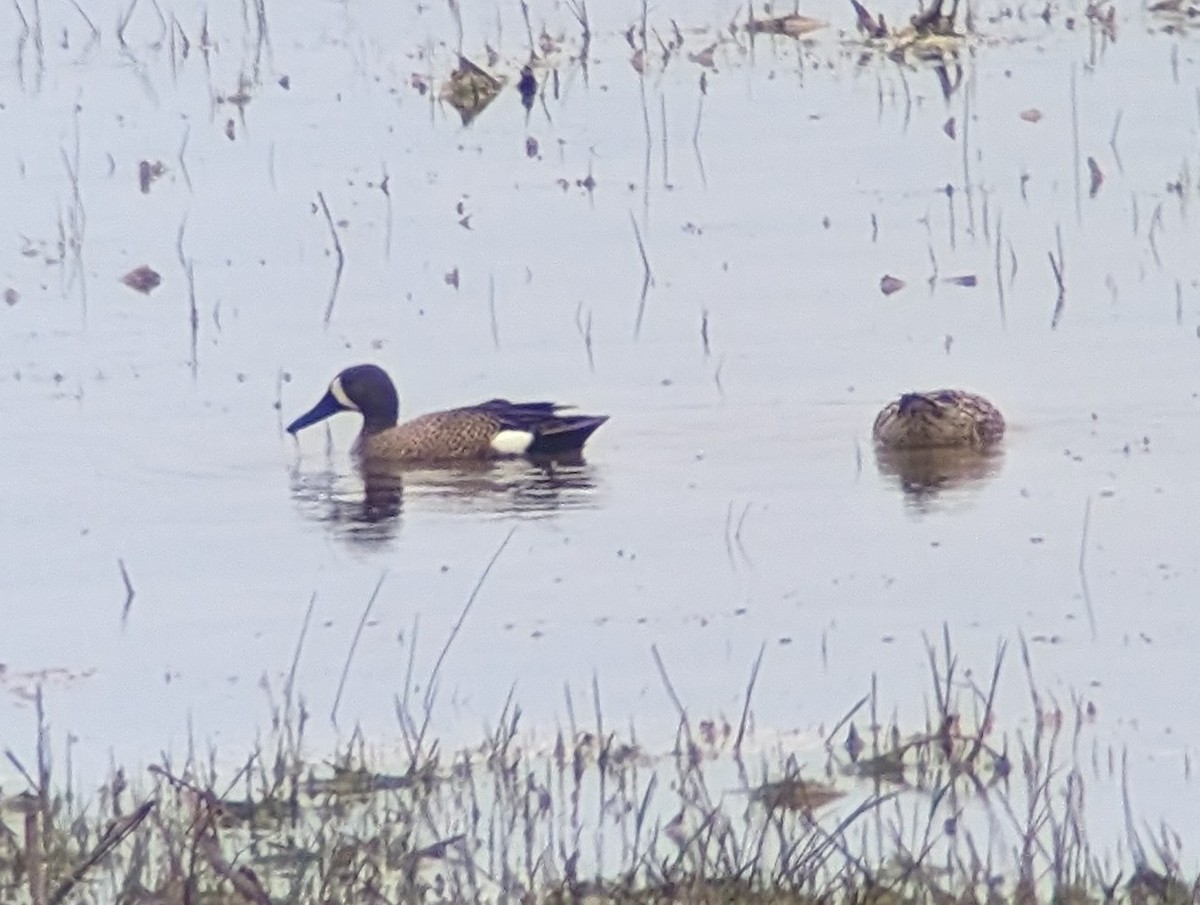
(490, 430, 534, 455)
(330, 376, 359, 410)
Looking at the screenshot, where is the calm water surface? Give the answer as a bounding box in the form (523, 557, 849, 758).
(2, 0, 1200, 853)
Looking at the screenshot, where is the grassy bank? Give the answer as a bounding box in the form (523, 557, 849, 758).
(1, 634, 1192, 904)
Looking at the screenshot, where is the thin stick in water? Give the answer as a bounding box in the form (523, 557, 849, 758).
(1109, 109, 1123, 174)
(734, 643, 766, 753)
(118, 558, 135, 622)
(994, 209, 1006, 327)
(176, 216, 198, 376)
(1079, 495, 1096, 638)
(1070, 64, 1081, 224)
(381, 163, 392, 258)
(1049, 224, 1066, 328)
(489, 274, 500, 349)
(574, 301, 594, 371)
(650, 644, 692, 742)
(177, 124, 192, 192)
(630, 211, 653, 337)
(417, 527, 517, 746)
(660, 94, 669, 188)
(284, 592, 317, 716)
(331, 572, 387, 727)
(317, 191, 345, 326)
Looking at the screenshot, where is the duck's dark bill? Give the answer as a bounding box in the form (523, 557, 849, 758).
(286, 391, 345, 434)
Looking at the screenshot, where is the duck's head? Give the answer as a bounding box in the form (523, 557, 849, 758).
(286, 364, 400, 435)
(896, 391, 952, 416)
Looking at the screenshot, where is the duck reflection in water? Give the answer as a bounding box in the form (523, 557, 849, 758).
(873, 445, 1004, 510)
(288, 454, 603, 545)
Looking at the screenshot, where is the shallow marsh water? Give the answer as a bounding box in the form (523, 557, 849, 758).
(3, 0, 1200, 860)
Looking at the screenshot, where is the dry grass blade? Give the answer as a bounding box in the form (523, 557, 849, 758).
(49, 799, 156, 904)
(195, 831, 274, 904)
(331, 573, 387, 727)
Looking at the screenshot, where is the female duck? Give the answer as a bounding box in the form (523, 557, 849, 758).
(287, 364, 608, 461)
(872, 389, 1004, 449)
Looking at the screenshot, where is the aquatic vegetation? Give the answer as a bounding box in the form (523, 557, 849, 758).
(1, 638, 1190, 904)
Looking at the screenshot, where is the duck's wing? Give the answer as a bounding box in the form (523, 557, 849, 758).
(473, 400, 609, 456)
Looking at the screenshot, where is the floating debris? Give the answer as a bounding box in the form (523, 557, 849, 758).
(909, 0, 961, 35)
(444, 267, 460, 290)
(943, 274, 977, 287)
(747, 11, 826, 37)
(886, 28, 961, 60)
(517, 65, 537, 111)
(943, 117, 956, 139)
(880, 274, 906, 296)
(749, 776, 844, 813)
(138, 160, 167, 194)
(121, 265, 162, 295)
(442, 56, 506, 126)
(3, 288, 16, 306)
(1085, 1, 1117, 37)
(1148, 0, 1200, 24)
(219, 84, 253, 109)
(688, 43, 717, 67)
(1019, 108, 1043, 123)
(851, 0, 964, 60)
(851, 0, 887, 38)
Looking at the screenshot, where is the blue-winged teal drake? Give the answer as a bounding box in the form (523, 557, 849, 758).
(286, 364, 608, 461)
(872, 389, 1004, 449)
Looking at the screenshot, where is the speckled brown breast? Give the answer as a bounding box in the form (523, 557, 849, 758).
(355, 408, 505, 461)
(872, 390, 1005, 450)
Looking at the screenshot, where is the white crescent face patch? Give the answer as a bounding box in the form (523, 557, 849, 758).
(330, 376, 359, 410)
(490, 430, 534, 455)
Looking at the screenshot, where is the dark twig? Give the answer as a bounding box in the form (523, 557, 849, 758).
(1049, 225, 1066, 328)
(177, 124, 193, 192)
(49, 800, 156, 904)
